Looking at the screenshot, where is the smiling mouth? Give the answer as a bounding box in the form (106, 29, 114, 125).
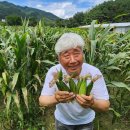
(68, 65, 79, 70)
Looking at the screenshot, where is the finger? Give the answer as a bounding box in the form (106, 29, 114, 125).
(58, 94, 75, 103)
(80, 95, 91, 100)
(60, 93, 75, 100)
(76, 95, 86, 103)
(65, 94, 75, 101)
(57, 91, 70, 96)
(76, 97, 89, 108)
(76, 95, 92, 106)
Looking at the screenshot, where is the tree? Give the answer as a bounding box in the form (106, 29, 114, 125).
(84, 0, 130, 24)
(29, 17, 38, 26)
(73, 12, 85, 26)
(6, 15, 22, 26)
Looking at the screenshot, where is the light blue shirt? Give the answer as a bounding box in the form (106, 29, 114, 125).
(41, 63, 109, 125)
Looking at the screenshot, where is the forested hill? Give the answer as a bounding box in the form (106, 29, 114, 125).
(84, 0, 130, 24)
(0, 1, 59, 21)
(56, 0, 130, 28)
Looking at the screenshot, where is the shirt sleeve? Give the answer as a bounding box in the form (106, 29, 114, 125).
(91, 69, 109, 100)
(40, 67, 57, 96)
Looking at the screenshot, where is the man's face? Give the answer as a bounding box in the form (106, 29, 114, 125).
(59, 47, 83, 76)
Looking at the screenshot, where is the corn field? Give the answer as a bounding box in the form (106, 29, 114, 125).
(0, 20, 130, 130)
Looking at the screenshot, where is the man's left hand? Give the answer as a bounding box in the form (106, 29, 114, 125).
(76, 94, 94, 108)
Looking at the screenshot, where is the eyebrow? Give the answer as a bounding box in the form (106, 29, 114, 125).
(61, 51, 68, 55)
(60, 47, 82, 55)
(73, 48, 82, 53)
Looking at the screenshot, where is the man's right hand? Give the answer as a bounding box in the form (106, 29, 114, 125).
(55, 91, 75, 103)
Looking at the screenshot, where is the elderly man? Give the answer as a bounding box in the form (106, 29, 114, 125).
(39, 32, 110, 130)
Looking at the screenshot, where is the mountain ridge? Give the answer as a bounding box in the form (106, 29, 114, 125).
(0, 1, 60, 21)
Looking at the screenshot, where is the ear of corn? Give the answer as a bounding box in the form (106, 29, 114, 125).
(59, 81, 70, 92)
(86, 81, 93, 96)
(78, 79, 86, 95)
(56, 81, 70, 91)
(56, 81, 63, 91)
(69, 78, 76, 93)
(54, 70, 101, 95)
(58, 69, 63, 81)
(76, 79, 82, 94)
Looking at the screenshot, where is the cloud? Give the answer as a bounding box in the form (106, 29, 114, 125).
(93, 0, 109, 5)
(1, 0, 110, 19)
(35, 2, 78, 19)
(77, 0, 109, 5)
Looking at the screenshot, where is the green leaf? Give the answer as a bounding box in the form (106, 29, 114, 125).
(6, 92, 12, 115)
(109, 107, 121, 117)
(11, 73, 19, 91)
(36, 60, 41, 65)
(12, 91, 20, 109)
(89, 20, 97, 40)
(32, 84, 38, 92)
(5, 46, 12, 53)
(2, 72, 7, 85)
(117, 32, 130, 44)
(33, 74, 42, 86)
(110, 81, 130, 91)
(22, 87, 29, 111)
(125, 76, 130, 81)
(42, 60, 55, 65)
(107, 66, 121, 71)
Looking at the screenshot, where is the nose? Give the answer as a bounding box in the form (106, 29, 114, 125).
(70, 55, 76, 63)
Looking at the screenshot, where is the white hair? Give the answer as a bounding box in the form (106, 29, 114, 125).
(55, 32, 85, 55)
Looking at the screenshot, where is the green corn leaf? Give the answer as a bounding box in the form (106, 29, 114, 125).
(6, 92, 12, 115)
(42, 60, 56, 65)
(110, 81, 130, 91)
(34, 74, 42, 86)
(109, 107, 121, 117)
(11, 73, 19, 91)
(107, 66, 121, 71)
(17, 110, 23, 121)
(89, 20, 97, 40)
(32, 84, 38, 92)
(22, 87, 29, 111)
(12, 91, 20, 109)
(1, 84, 7, 96)
(36, 60, 41, 65)
(2, 72, 7, 85)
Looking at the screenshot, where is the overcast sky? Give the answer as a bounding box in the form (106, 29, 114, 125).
(0, 0, 109, 19)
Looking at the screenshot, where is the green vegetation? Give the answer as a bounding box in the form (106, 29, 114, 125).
(1, 0, 130, 27)
(84, 0, 130, 24)
(0, 1, 59, 26)
(56, 0, 130, 27)
(0, 20, 130, 130)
